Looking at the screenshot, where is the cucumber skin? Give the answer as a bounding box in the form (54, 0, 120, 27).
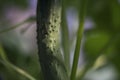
(37, 0, 69, 80)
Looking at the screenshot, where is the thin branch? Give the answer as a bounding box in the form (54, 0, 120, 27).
(0, 45, 36, 80)
(0, 16, 35, 34)
(70, 0, 88, 80)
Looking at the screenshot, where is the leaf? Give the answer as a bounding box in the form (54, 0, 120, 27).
(84, 30, 111, 60)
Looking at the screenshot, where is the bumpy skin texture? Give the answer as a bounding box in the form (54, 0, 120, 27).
(37, 0, 68, 80)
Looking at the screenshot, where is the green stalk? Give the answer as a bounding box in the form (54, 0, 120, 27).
(70, 0, 88, 80)
(2, 61, 36, 80)
(61, 0, 70, 73)
(0, 45, 36, 80)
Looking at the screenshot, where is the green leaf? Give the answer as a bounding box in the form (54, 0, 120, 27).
(84, 30, 111, 60)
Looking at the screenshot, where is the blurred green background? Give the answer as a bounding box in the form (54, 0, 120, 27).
(0, 0, 120, 80)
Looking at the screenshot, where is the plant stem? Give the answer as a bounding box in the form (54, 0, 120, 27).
(70, 0, 88, 80)
(0, 45, 36, 80)
(61, 0, 70, 74)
